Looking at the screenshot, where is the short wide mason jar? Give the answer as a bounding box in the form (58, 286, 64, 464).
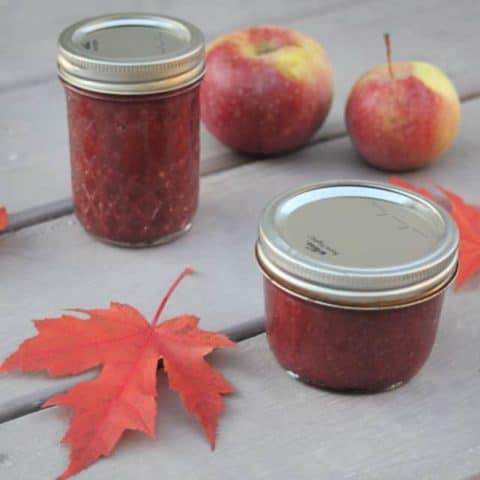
(57, 14, 205, 246)
(256, 181, 459, 392)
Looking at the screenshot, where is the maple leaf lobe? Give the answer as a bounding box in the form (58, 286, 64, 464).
(1, 269, 236, 479)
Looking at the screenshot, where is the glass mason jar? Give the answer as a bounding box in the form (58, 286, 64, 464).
(57, 14, 205, 246)
(256, 181, 459, 392)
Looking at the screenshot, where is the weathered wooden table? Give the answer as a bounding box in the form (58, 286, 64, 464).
(1, 1, 480, 478)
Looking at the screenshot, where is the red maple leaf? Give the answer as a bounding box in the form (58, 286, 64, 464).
(390, 177, 480, 288)
(0, 207, 8, 230)
(0, 268, 235, 479)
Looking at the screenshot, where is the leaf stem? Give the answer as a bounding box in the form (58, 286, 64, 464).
(151, 267, 193, 326)
(384, 32, 394, 80)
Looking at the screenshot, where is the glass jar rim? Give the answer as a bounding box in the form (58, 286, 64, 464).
(60, 76, 202, 100)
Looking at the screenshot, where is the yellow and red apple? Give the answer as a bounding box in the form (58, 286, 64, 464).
(200, 26, 333, 156)
(345, 35, 460, 171)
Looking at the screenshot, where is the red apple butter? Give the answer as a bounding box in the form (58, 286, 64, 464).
(256, 181, 459, 392)
(264, 278, 444, 391)
(58, 14, 205, 245)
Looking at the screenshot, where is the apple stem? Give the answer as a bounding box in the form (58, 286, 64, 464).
(384, 33, 394, 80)
(151, 267, 193, 326)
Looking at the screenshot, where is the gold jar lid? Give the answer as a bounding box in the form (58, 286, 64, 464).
(256, 181, 459, 307)
(57, 13, 205, 95)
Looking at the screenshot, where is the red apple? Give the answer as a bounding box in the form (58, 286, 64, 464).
(345, 34, 460, 171)
(200, 26, 333, 156)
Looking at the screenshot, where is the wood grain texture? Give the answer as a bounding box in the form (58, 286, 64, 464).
(2, 0, 480, 215)
(1, 95, 479, 422)
(1, 324, 480, 480)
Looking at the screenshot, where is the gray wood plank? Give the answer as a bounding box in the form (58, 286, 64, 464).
(1, 322, 480, 480)
(0, 0, 359, 91)
(2, 0, 480, 216)
(0, 0, 368, 218)
(1, 95, 480, 422)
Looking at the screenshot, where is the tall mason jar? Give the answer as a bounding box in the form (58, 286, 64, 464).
(57, 14, 205, 246)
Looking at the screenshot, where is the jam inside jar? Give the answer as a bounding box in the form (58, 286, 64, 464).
(256, 181, 459, 392)
(263, 277, 445, 392)
(57, 14, 205, 246)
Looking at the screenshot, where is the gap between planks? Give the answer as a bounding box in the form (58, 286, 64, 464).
(0, 130, 343, 233)
(3, 89, 480, 234)
(0, 317, 265, 426)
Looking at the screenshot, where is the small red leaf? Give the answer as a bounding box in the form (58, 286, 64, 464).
(1, 269, 236, 479)
(0, 207, 8, 230)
